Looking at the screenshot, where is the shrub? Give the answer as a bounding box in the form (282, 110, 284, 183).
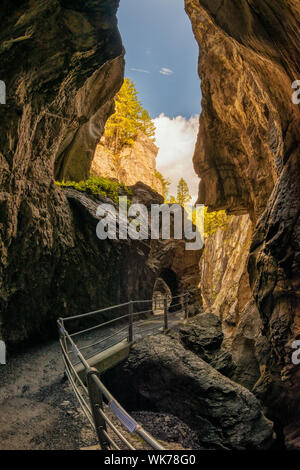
(56, 176, 132, 204)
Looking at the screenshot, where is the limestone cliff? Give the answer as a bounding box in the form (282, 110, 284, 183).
(91, 132, 164, 195)
(199, 215, 264, 389)
(186, 0, 300, 220)
(186, 0, 300, 448)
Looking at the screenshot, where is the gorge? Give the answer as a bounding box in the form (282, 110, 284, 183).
(0, 0, 299, 451)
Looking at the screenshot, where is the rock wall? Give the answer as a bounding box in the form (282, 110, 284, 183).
(200, 215, 252, 325)
(186, 0, 300, 447)
(91, 131, 164, 195)
(0, 0, 126, 345)
(131, 182, 202, 315)
(186, 0, 299, 220)
(0, 0, 202, 350)
(249, 151, 300, 448)
(199, 215, 264, 389)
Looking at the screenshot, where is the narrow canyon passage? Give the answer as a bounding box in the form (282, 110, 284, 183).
(0, 0, 299, 451)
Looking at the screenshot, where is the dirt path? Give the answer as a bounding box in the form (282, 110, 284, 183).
(0, 340, 97, 450)
(0, 310, 187, 450)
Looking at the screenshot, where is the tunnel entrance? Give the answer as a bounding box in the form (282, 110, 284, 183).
(152, 268, 181, 314)
(152, 277, 172, 314)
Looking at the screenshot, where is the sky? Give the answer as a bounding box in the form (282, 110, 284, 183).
(117, 0, 202, 201)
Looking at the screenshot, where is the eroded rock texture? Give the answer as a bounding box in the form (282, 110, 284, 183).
(199, 215, 264, 389)
(186, 0, 300, 220)
(0, 0, 125, 345)
(131, 182, 203, 315)
(171, 313, 236, 378)
(91, 131, 164, 195)
(103, 333, 273, 450)
(149, 238, 202, 316)
(0, 1, 202, 348)
(186, 0, 300, 448)
(249, 151, 300, 448)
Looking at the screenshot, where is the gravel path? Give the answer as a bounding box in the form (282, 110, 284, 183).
(0, 310, 187, 450)
(0, 340, 98, 450)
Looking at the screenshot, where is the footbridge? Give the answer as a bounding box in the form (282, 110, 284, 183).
(58, 292, 193, 450)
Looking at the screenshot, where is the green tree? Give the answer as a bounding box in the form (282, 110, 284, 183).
(104, 78, 156, 157)
(204, 207, 231, 236)
(176, 178, 192, 206)
(140, 109, 156, 139)
(155, 170, 171, 200)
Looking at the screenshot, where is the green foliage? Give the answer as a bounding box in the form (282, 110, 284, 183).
(139, 108, 156, 139)
(176, 178, 192, 206)
(154, 170, 171, 200)
(204, 207, 231, 236)
(104, 78, 156, 156)
(56, 176, 131, 204)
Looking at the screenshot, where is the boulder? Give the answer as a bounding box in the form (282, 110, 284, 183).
(103, 334, 273, 450)
(172, 313, 236, 378)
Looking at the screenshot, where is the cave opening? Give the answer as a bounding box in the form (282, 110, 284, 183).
(152, 277, 172, 314)
(153, 268, 181, 313)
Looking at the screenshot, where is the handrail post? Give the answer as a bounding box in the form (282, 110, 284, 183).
(181, 295, 185, 318)
(163, 297, 168, 331)
(128, 301, 133, 342)
(184, 293, 189, 320)
(58, 318, 67, 376)
(87, 369, 110, 450)
(58, 318, 67, 351)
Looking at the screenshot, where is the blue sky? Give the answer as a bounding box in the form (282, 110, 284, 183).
(118, 0, 201, 118)
(117, 0, 201, 200)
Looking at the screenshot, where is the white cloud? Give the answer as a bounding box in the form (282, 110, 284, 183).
(159, 67, 174, 76)
(130, 67, 151, 74)
(153, 114, 200, 202)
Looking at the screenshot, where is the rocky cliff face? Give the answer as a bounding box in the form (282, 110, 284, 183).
(0, 1, 201, 347)
(199, 215, 264, 390)
(91, 132, 164, 194)
(186, 0, 300, 220)
(186, 0, 300, 448)
(0, 0, 125, 345)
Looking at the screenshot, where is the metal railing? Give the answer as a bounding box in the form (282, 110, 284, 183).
(57, 291, 193, 450)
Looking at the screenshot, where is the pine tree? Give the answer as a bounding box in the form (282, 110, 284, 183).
(104, 78, 156, 156)
(167, 195, 176, 204)
(140, 109, 156, 139)
(176, 178, 192, 206)
(155, 170, 171, 200)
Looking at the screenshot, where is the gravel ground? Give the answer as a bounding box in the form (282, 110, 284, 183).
(0, 310, 190, 450)
(0, 340, 98, 450)
(131, 412, 201, 450)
